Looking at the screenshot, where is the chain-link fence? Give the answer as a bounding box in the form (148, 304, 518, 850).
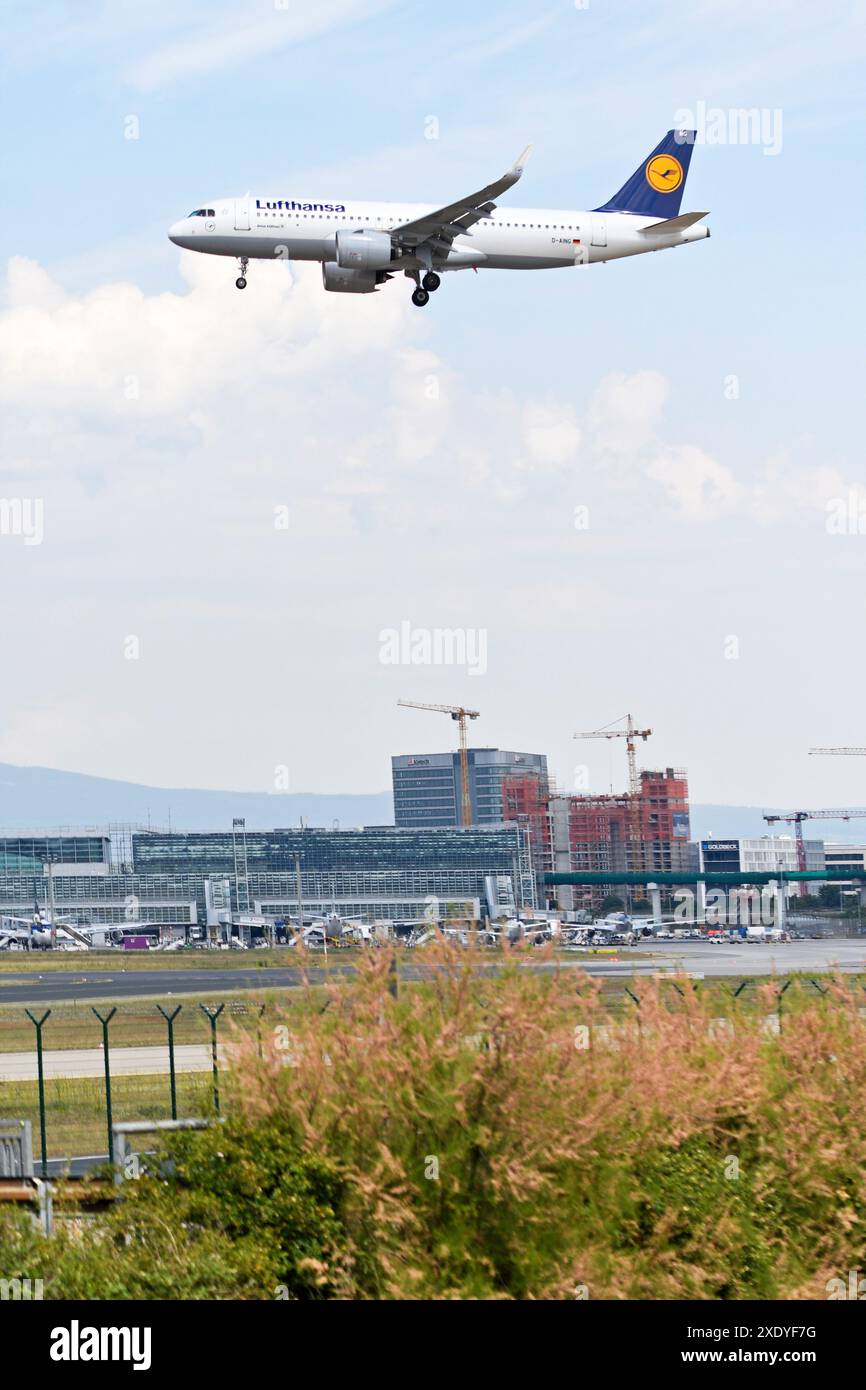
(0, 1000, 270, 1173)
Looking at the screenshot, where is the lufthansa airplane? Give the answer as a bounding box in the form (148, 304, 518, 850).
(168, 130, 709, 307)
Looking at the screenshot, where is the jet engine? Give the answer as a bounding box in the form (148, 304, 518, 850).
(321, 262, 379, 294)
(335, 228, 394, 271)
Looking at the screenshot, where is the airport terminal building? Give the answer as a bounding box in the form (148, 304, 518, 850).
(0, 823, 537, 929)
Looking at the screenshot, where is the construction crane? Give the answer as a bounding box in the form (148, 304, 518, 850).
(809, 747, 866, 757)
(398, 700, 480, 827)
(574, 714, 653, 889)
(574, 714, 652, 797)
(763, 807, 866, 897)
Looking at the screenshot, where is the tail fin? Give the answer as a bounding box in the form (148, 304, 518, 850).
(594, 130, 696, 218)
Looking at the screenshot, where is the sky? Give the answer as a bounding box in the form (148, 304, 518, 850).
(1, 0, 865, 812)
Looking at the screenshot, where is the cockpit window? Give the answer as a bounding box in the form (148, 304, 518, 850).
(188, 209, 215, 217)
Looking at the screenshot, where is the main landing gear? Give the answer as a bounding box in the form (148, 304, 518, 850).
(411, 270, 441, 307)
(235, 257, 249, 290)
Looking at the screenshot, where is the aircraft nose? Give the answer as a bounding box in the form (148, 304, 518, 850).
(168, 219, 187, 245)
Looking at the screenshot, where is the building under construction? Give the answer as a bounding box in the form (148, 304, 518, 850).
(503, 767, 691, 911)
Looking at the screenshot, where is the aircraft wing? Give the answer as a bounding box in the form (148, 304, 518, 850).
(390, 146, 532, 249)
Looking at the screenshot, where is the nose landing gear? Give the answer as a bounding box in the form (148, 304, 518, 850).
(235, 257, 249, 290)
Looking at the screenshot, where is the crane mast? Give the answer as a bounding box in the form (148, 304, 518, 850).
(397, 700, 481, 827)
(573, 714, 653, 887)
(764, 808, 866, 898)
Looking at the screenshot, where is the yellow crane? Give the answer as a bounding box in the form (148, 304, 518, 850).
(574, 713, 652, 797)
(574, 714, 653, 885)
(398, 699, 481, 827)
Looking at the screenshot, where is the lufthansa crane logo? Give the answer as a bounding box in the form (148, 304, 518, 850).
(645, 154, 684, 193)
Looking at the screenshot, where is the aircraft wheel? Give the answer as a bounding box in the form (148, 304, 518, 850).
(412, 288, 430, 307)
(235, 277, 247, 290)
(422, 272, 441, 292)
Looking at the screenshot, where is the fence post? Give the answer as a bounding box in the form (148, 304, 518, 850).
(200, 1004, 225, 1114)
(777, 979, 792, 1032)
(157, 1005, 183, 1120)
(24, 1009, 51, 1178)
(92, 1007, 117, 1164)
(388, 952, 398, 999)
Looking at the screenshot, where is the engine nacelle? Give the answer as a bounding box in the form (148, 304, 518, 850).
(335, 228, 393, 271)
(321, 262, 378, 294)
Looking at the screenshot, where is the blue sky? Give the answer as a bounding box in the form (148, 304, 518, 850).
(1, 0, 865, 812)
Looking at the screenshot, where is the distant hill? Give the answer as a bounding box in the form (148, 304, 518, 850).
(0, 764, 864, 845)
(0, 763, 393, 831)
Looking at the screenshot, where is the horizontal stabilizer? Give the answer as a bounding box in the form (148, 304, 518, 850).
(639, 210, 710, 234)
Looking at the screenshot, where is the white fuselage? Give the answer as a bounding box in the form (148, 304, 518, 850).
(169, 196, 709, 273)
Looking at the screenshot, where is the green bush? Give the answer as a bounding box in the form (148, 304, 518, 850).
(6, 954, 866, 1300)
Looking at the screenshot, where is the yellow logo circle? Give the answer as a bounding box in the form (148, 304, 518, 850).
(645, 154, 684, 194)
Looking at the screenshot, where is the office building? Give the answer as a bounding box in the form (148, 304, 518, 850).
(392, 748, 548, 828)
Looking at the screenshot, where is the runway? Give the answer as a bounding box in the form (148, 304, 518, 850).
(0, 939, 864, 1005)
(0, 1042, 224, 1081)
(0, 964, 345, 1004)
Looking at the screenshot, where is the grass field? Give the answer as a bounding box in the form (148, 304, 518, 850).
(0, 967, 857, 1051)
(0, 991, 309, 1051)
(0, 947, 337, 972)
(0, 1071, 214, 1159)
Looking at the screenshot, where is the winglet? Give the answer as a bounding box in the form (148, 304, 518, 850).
(510, 145, 533, 181)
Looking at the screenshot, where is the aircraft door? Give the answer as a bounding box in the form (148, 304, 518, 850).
(234, 198, 250, 231)
(591, 216, 607, 247)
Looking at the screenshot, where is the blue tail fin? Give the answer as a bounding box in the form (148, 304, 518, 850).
(594, 130, 696, 217)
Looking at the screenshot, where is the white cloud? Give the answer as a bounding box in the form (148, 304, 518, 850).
(0, 254, 860, 792)
(587, 370, 668, 455)
(125, 0, 399, 91)
(522, 401, 581, 471)
(646, 443, 741, 521)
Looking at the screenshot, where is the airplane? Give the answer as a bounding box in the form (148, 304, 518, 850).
(168, 130, 709, 308)
(0, 910, 130, 950)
